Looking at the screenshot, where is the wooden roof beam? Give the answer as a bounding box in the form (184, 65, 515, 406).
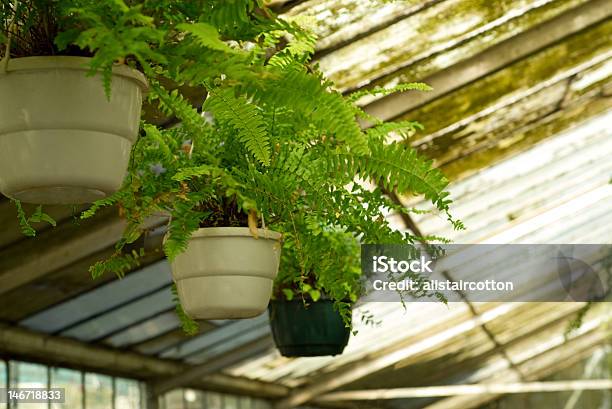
(0, 322, 288, 399)
(0, 208, 166, 297)
(316, 379, 612, 400)
(272, 304, 610, 409)
(363, 0, 612, 122)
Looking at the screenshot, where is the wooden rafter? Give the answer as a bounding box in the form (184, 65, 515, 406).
(0, 322, 288, 399)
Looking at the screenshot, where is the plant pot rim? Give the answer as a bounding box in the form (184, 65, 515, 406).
(4, 56, 148, 91)
(270, 298, 334, 303)
(270, 298, 354, 306)
(191, 226, 282, 241)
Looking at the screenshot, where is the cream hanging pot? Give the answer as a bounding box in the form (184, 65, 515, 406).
(0, 56, 147, 204)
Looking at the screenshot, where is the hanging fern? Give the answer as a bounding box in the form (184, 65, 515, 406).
(176, 22, 239, 54)
(203, 87, 271, 166)
(6, 0, 462, 329)
(89, 248, 144, 280)
(250, 66, 369, 154)
(347, 82, 433, 102)
(12, 200, 56, 237)
(172, 284, 199, 336)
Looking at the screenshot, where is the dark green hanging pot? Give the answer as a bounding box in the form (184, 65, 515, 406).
(268, 299, 351, 357)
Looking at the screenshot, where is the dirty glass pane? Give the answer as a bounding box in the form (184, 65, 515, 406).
(115, 378, 141, 409)
(11, 362, 47, 409)
(184, 389, 204, 409)
(50, 367, 82, 409)
(84, 373, 112, 409)
(164, 389, 184, 409)
(224, 395, 238, 409)
(206, 391, 223, 409)
(0, 360, 6, 409)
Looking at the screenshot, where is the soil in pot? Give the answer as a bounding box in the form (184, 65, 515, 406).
(268, 299, 351, 357)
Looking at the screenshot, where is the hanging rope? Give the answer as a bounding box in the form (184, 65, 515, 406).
(261, 212, 269, 239)
(1, 5, 17, 74)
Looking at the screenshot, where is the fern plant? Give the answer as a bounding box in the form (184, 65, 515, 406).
(3, 0, 462, 332)
(274, 226, 363, 327)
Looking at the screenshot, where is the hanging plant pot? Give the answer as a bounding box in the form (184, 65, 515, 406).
(269, 299, 351, 357)
(0, 56, 147, 204)
(170, 227, 282, 319)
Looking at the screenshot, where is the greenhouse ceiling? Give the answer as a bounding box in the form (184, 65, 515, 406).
(0, 0, 611, 409)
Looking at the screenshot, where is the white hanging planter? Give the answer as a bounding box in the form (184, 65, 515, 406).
(0, 56, 147, 204)
(170, 227, 282, 319)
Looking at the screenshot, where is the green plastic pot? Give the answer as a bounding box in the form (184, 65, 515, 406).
(268, 299, 351, 357)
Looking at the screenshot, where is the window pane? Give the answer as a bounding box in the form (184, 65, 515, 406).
(164, 390, 184, 409)
(252, 399, 271, 409)
(224, 395, 238, 409)
(84, 373, 112, 409)
(206, 392, 223, 409)
(115, 378, 141, 409)
(50, 368, 82, 409)
(238, 397, 253, 409)
(184, 389, 203, 409)
(0, 360, 6, 409)
(11, 362, 47, 409)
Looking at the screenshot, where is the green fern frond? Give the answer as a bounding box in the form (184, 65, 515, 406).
(81, 190, 125, 219)
(366, 120, 424, 142)
(348, 82, 432, 102)
(150, 84, 210, 136)
(331, 142, 451, 214)
(172, 284, 199, 335)
(204, 88, 271, 166)
(267, 20, 317, 67)
(11, 201, 57, 237)
(177, 22, 238, 54)
(28, 205, 57, 227)
(102, 66, 113, 100)
(163, 204, 209, 261)
(12, 200, 36, 237)
(89, 248, 143, 279)
(143, 124, 174, 161)
(252, 67, 369, 154)
(173, 165, 220, 181)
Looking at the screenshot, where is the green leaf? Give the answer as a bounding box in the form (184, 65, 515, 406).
(173, 165, 219, 181)
(88, 250, 142, 280)
(177, 23, 237, 53)
(282, 288, 295, 301)
(308, 289, 321, 302)
(29, 206, 57, 227)
(12, 200, 36, 237)
(172, 284, 199, 336)
(347, 82, 433, 102)
(204, 88, 271, 166)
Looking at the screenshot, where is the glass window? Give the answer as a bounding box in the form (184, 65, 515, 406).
(238, 397, 253, 409)
(184, 389, 204, 409)
(62, 288, 174, 342)
(20, 261, 172, 333)
(206, 392, 223, 409)
(50, 368, 82, 409)
(224, 395, 238, 409)
(0, 360, 6, 409)
(115, 378, 141, 409)
(11, 361, 47, 409)
(84, 373, 112, 409)
(252, 399, 271, 409)
(164, 390, 184, 409)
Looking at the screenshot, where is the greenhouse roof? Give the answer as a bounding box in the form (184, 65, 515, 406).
(0, 1, 610, 408)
